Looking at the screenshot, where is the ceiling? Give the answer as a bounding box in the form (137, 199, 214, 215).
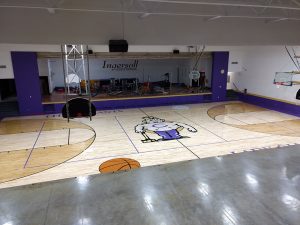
(0, 0, 300, 45)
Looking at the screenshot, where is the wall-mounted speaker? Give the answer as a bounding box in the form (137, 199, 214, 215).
(87, 49, 93, 54)
(109, 40, 128, 52)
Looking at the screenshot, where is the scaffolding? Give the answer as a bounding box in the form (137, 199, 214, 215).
(61, 44, 92, 122)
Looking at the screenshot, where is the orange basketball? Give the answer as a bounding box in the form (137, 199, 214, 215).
(99, 158, 141, 173)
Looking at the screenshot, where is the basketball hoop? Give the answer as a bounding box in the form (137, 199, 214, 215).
(274, 80, 291, 87)
(274, 82, 282, 88)
(274, 72, 294, 87)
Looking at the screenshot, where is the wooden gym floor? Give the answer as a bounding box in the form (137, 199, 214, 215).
(1, 101, 300, 189)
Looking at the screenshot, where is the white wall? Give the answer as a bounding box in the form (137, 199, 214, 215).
(0, 44, 59, 79)
(37, 59, 49, 77)
(0, 43, 239, 79)
(233, 46, 300, 104)
(1, 43, 299, 104)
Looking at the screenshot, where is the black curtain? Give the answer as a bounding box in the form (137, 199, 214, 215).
(62, 98, 96, 118)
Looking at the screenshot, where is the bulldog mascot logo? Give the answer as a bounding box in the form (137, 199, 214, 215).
(135, 116, 197, 143)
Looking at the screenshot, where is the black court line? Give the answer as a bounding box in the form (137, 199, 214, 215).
(220, 111, 299, 136)
(24, 132, 290, 169)
(114, 116, 140, 153)
(123, 158, 132, 169)
(139, 108, 150, 116)
(174, 111, 228, 142)
(140, 108, 200, 159)
(176, 139, 200, 159)
(23, 121, 45, 169)
(68, 128, 70, 145)
(249, 112, 300, 133)
(226, 114, 250, 125)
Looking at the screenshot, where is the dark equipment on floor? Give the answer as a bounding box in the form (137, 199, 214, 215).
(297, 89, 300, 100)
(62, 98, 96, 118)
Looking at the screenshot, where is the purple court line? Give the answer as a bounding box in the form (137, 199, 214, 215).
(23, 121, 45, 169)
(174, 111, 228, 142)
(114, 116, 140, 153)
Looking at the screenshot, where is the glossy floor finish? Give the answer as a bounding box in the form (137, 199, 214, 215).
(0, 119, 95, 184)
(1, 101, 300, 188)
(0, 146, 299, 225)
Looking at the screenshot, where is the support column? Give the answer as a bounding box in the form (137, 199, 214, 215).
(211, 52, 229, 102)
(11, 52, 43, 115)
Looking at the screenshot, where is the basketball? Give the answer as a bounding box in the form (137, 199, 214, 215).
(99, 158, 141, 173)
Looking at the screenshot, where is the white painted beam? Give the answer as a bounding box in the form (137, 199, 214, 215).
(141, 0, 300, 11)
(266, 17, 288, 23)
(290, 0, 300, 7)
(0, 5, 299, 21)
(205, 16, 222, 21)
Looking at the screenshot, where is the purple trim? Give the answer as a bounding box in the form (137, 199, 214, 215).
(239, 93, 300, 117)
(211, 52, 229, 102)
(11, 52, 43, 115)
(93, 94, 211, 110)
(43, 94, 212, 113)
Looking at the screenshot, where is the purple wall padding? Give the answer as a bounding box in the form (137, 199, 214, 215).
(239, 93, 300, 117)
(45, 94, 212, 113)
(11, 52, 43, 115)
(11, 51, 229, 115)
(211, 52, 229, 101)
(92, 94, 211, 110)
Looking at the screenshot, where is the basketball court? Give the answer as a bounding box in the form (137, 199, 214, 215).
(1, 1, 300, 224)
(1, 101, 300, 189)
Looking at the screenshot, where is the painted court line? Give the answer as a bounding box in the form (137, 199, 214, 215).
(226, 114, 250, 125)
(26, 145, 190, 169)
(23, 121, 45, 169)
(139, 108, 150, 116)
(114, 116, 140, 153)
(174, 111, 228, 142)
(68, 128, 70, 145)
(177, 139, 200, 159)
(250, 114, 300, 133)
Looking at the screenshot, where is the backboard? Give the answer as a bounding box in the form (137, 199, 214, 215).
(273, 72, 293, 86)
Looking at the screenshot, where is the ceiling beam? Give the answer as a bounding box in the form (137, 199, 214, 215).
(139, 12, 151, 18)
(0, 4, 300, 21)
(205, 16, 222, 21)
(290, 0, 300, 7)
(266, 17, 288, 23)
(141, 0, 300, 11)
